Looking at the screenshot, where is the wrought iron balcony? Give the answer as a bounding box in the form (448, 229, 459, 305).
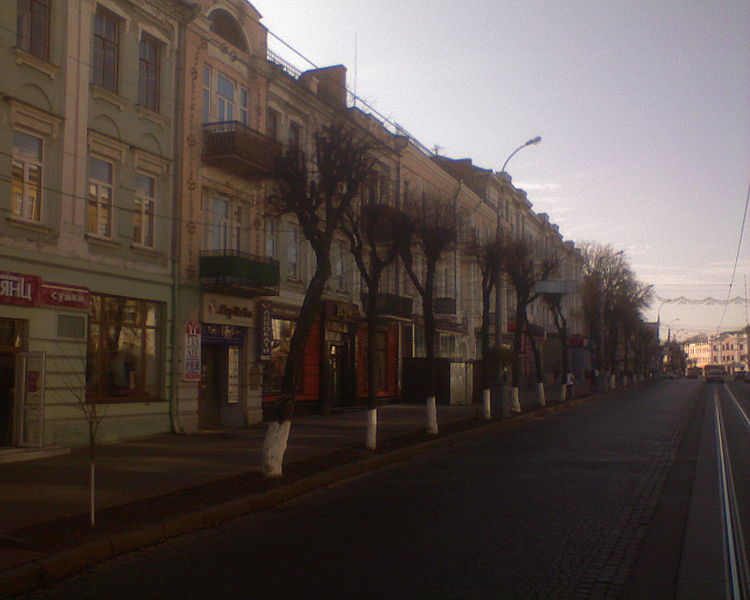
(199, 250, 279, 297)
(362, 292, 413, 320)
(434, 297, 457, 315)
(202, 121, 283, 178)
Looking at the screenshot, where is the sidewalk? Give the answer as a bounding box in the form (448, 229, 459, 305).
(0, 385, 597, 596)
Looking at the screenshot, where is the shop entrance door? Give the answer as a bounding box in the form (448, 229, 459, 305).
(329, 341, 354, 407)
(199, 345, 225, 429)
(0, 353, 15, 446)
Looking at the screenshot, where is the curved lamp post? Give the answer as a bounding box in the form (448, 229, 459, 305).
(494, 136, 541, 414)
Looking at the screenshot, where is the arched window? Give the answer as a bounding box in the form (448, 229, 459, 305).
(209, 9, 248, 53)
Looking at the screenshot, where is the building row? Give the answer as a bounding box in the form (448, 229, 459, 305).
(0, 0, 584, 452)
(682, 327, 750, 373)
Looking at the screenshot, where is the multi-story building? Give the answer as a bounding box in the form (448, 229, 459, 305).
(2, 0, 586, 452)
(684, 327, 750, 373)
(1, 0, 185, 450)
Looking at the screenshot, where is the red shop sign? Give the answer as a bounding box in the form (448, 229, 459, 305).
(41, 281, 90, 309)
(0, 271, 41, 307)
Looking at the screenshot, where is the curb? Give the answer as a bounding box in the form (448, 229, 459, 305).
(0, 392, 604, 597)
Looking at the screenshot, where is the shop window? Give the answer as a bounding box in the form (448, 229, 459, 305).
(57, 315, 85, 339)
(16, 0, 50, 61)
(138, 34, 161, 112)
(11, 130, 43, 222)
(92, 7, 120, 92)
(86, 294, 163, 402)
(87, 156, 114, 238)
(262, 318, 295, 393)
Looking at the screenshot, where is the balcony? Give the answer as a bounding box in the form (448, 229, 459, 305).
(199, 250, 280, 297)
(434, 297, 456, 315)
(202, 121, 283, 178)
(362, 293, 413, 320)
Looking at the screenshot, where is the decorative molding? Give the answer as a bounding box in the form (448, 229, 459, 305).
(12, 48, 61, 80)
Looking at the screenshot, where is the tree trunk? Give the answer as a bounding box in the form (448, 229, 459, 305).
(423, 265, 438, 434)
(511, 303, 525, 412)
(261, 256, 331, 477)
(365, 280, 380, 449)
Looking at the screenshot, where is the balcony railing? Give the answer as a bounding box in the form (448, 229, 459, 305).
(202, 121, 283, 178)
(199, 250, 280, 297)
(434, 297, 457, 315)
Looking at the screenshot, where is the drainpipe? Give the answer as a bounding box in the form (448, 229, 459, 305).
(169, 4, 200, 433)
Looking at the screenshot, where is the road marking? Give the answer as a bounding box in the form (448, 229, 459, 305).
(714, 389, 750, 599)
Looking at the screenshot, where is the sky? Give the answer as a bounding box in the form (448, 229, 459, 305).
(251, 0, 750, 340)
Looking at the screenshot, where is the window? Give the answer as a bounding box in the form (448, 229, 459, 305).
(266, 109, 279, 139)
(202, 65, 212, 122)
(87, 294, 163, 402)
(87, 157, 114, 237)
(134, 173, 155, 247)
(206, 196, 241, 251)
(17, 0, 50, 61)
(138, 34, 160, 112)
(332, 242, 348, 291)
(289, 121, 302, 149)
(286, 224, 299, 279)
(92, 8, 119, 92)
(264, 219, 277, 259)
(204, 68, 248, 125)
(262, 318, 295, 394)
(208, 9, 248, 53)
(11, 130, 43, 221)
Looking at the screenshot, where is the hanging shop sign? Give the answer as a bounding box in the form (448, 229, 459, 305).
(201, 323, 245, 346)
(203, 293, 254, 326)
(258, 301, 272, 361)
(183, 320, 202, 381)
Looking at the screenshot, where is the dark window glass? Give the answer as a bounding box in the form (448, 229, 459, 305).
(17, 0, 50, 61)
(92, 9, 119, 92)
(138, 35, 160, 111)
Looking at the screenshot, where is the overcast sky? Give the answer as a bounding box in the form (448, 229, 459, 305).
(251, 0, 750, 339)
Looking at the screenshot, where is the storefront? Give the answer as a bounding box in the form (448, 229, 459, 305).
(199, 293, 259, 428)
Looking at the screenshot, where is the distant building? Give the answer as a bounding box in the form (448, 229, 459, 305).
(683, 326, 750, 372)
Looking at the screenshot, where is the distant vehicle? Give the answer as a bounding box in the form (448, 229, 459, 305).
(685, 367, 702, 379)
(704, 365, 725, 383)
(733, 370, 748, 382)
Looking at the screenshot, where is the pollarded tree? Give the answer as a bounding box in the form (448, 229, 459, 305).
(464, 235, 504, 419)
(501, 235, 559, 410)
(341, 196, 409, 449)
(261, 120, 374, 476)
(399, 192, 459, 434)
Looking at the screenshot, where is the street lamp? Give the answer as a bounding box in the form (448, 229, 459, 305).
(494, 136, 542, 346)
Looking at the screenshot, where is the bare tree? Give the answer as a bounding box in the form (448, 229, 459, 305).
(464, 235, 504, 419)
(261, 120, 374, 476)
(54, 344, 106, 527)
(399, 192, 459, 434)
(501, 235, 559, 410)
(540, 291, 571, 402)
(342, 198, 407, 449)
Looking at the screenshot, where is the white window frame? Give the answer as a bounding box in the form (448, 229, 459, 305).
(11, 130, 43, 222)
(286, 222, 299, 280)
(205, 67, 248, 125)
(87, 156, 114, 238)
(264, 218, 277, 259)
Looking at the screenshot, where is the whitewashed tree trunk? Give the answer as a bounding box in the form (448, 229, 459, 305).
(90, 460, 95, 528)
(610, 374, 616, 389)
(261, 420, 291, 477)
(537, 382, 546, 407)
(426, 396, 438, 434)
(365, 408, 377, 450)
(560, 384, 566, 403)
(511, 387, 521, 412)
(482, 388, 491, 421)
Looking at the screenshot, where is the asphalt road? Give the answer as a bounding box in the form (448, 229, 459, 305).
(19, 379, 750, 600)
